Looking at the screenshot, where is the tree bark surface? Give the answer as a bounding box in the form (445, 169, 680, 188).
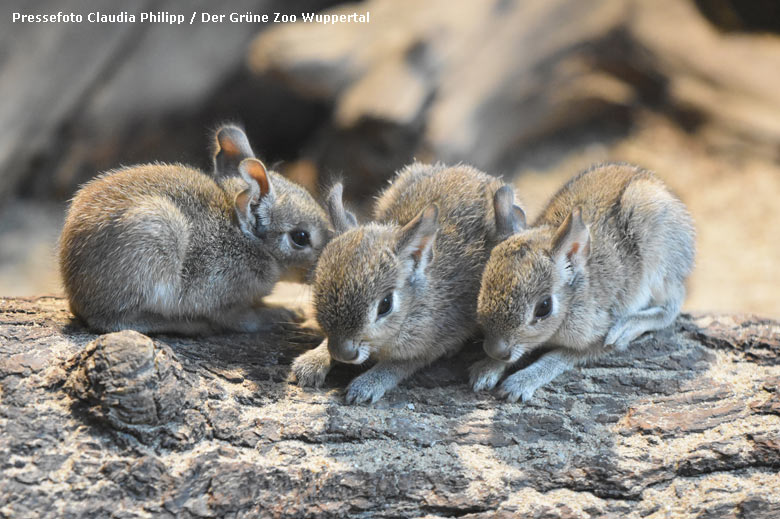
(0, 296, 779, 518)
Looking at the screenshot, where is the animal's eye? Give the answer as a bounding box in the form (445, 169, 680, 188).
(534, 296, 552, 320)
(376, 292, 393, 320)
(289, 230, 310, 249)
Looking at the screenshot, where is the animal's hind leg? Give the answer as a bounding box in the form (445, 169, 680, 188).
(208, 303, 304, 333)
(605, 285, 684, 350)
(99, 303, 304, 336)
(133, 313, 217, 336)
(610, 177, 693, 351)
(85, 312, 216, 336)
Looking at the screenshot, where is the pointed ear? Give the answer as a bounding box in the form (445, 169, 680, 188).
(494, 185, 526, 239)
(239, 158, 273, 199)
(234, 189, 255, 230)
(395, 204, 438, 274)
(234, 158, 273, 229)
(214, 126, 254, 177)
(327, 183, 358, 234)
(552, 207, 590, 272)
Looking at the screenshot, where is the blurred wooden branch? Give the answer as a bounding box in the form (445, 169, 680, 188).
(250, 0, 780, 178)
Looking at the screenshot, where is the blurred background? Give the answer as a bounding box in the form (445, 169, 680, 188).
(1, 0, 779, 318)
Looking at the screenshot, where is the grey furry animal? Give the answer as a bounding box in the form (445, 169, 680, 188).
(473, 163, 695, 402)
(59, 125, 333, 335)
(292, 162, 525, 404)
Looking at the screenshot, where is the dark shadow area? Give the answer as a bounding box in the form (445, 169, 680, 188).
(695, 0, 780, 33)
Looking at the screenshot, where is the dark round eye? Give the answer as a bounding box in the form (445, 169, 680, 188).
(376, 292, 393, 319)
(289, 230, 310, 249)
(534, 296, 553, 320)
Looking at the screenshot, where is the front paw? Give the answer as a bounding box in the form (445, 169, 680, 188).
(291, 348, 331, 388)
(604, 319, 630, 350)
(469, 358, 507, 392)
(497, 369, 543, 403)
(345, 371, 388, 405)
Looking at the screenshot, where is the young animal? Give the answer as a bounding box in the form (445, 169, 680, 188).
(292, 162, 525, 404)
(472, 163, 695, 402)
(59, 125, 333, 334)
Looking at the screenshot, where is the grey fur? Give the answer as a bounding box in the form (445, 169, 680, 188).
(326, 183, 358, 233)
(213, 125, 255, 178)
(59, 125, 332, 335)
(292, 162, 517, 403)
(494, 185, 526, 239)
(473, 163, 696, 401)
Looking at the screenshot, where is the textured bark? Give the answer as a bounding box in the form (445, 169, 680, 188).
(1, 296, 779, 518)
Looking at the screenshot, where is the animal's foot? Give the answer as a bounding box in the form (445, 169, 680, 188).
(291, 345, 331, 388)
(497, 369, 545, 403)
(345, 370, 390, 404)
(469, 358, 507, 392)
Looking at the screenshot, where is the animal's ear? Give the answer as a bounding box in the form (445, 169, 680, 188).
(214, 125, 254, 177)
(552, 207, 590, 274)
(239, 158, 273, 199)
(327, 183, 358, 234)
(494, 185, 526, 239)
(234, 158, 273, 230)
(395, 204, 438, 275)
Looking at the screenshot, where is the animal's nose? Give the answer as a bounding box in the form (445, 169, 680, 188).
(483, 337, 512, 362)
(328, 337, 359, 363)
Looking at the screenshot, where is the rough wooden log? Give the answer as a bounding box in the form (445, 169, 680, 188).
(1, 296, 778, 518)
